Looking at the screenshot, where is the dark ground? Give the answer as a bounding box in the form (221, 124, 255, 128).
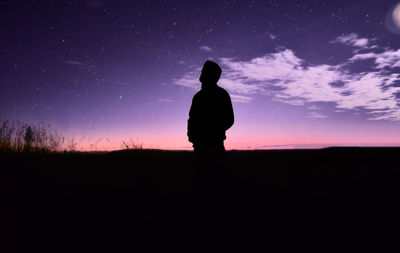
(3, 148, 400, 252)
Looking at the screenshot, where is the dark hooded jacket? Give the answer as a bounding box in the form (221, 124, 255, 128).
(187, 84, 234, 148)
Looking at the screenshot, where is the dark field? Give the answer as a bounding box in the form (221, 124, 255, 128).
(3, 148, 400, 252)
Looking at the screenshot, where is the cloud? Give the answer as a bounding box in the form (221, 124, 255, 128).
(200, 46, 212, 52)
(331, 33, 369, 48)
(308, 105, 322, 110)
(256, 144, 297, 149)
(159, 98, 174, 103)
(64, 60, 95, 72)
(173, 69, 201, 90)
(64, 60, 85, 66)
(350, 49, 400, 69)
(308, 112, 327, 119)
(230, 94, 253, 103)
(175, 33, 400, 120)
(220, 49, 302, 82)
(268, 33, 277, 40)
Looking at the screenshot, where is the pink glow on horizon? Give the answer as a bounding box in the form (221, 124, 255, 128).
(72, 131, 400, 151)
(65, 118, 400, 151)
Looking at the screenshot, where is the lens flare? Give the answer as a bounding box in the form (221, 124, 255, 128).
(386, 3, 400, 33)
(393, 4, 400, 27)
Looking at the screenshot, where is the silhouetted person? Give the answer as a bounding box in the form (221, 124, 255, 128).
(187, 61, 234, 240)
(187, 60, 234, 152)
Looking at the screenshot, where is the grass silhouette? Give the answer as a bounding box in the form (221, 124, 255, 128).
(0, 120, 64, 153)
(0, 119, 143, 153)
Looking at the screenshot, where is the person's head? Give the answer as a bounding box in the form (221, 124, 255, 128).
(199, 60, 222, 87)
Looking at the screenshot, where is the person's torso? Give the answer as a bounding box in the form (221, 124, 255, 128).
(194, 86, 227, 142)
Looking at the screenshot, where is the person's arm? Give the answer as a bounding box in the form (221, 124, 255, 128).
(223, 92, 234, 131)
(187, 94, 198, 143)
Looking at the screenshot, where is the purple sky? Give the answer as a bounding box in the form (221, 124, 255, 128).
(2, 0, 400, 150)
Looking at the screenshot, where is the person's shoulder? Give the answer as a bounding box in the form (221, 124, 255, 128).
(194, 89, 203, 96)
(192, 90, 203, 100)
(216, 85, 230, 96)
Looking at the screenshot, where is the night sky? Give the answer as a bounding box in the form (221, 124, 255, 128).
(2, 0, 400, 150)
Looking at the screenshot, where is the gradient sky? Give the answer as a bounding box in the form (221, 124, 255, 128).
(2, 0, 400, 150)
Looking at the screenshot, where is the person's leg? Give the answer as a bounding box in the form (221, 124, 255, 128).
(193, 150, 214, 223)
(195, 143, 228, 214)
(207, 145, 231, 233)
